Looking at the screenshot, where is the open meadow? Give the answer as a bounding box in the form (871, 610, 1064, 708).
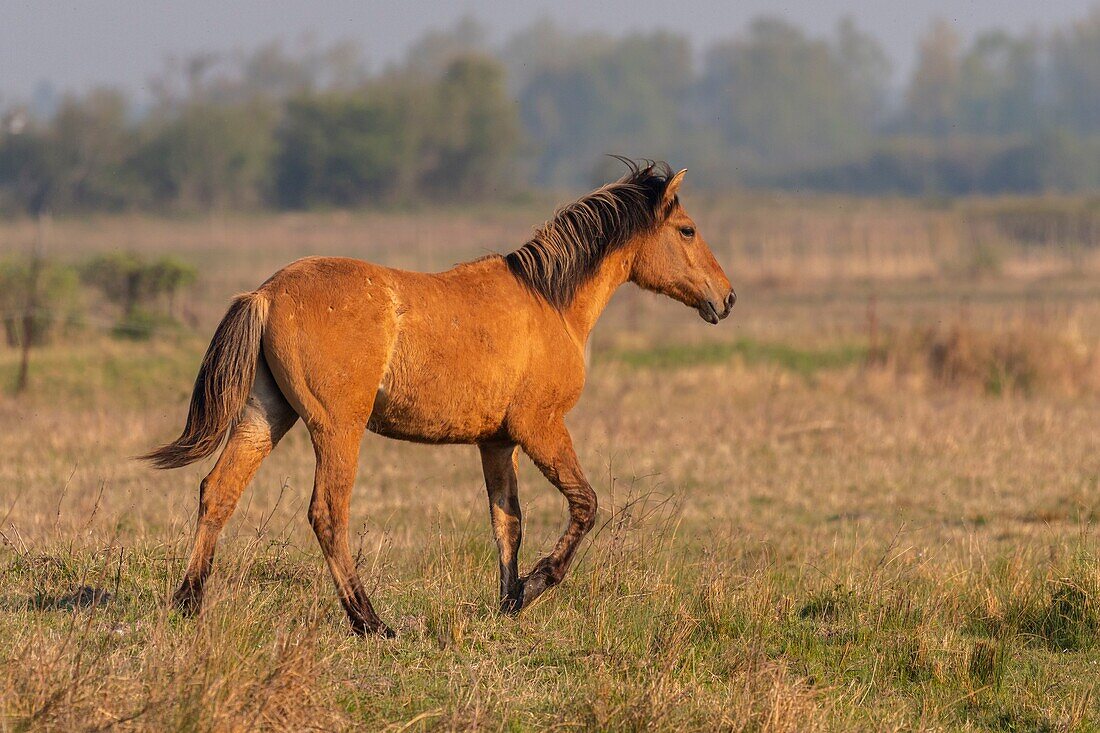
(3, 195, 1100, 730)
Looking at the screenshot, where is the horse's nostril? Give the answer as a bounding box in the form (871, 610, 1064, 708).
(725, 290, 736, 310)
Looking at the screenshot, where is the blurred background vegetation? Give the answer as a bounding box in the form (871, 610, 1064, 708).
(5, 9, 1100, 215)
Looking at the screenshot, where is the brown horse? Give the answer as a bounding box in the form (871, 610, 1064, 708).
(143, 160, 734, 636)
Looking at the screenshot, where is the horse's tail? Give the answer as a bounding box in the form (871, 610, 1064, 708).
(141, 291, 270, 469)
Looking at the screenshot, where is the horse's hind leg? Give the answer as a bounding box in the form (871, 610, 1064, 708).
(174, 357, 297, 614)
(307, 426, 394, 637)
(479, 443, 523, 614)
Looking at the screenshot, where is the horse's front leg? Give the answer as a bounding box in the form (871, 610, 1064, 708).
(479, 443, 524, 614)
(516, 422, 597, 610)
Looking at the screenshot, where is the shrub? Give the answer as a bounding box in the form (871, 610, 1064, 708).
(968, 557, 1100, 652)
(882, 323, 1099, 396)
(0, 257, 82, 347)
(80, 252, 196, 336)
(112, 307, 173, 341)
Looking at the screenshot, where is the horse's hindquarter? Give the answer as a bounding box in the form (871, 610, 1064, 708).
(261, 258, 401, 431)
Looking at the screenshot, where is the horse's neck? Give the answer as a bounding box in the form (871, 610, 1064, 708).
(562, 248, 633, 342)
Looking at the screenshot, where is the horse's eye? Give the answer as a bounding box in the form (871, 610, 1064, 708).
(679, 226, 695, 239)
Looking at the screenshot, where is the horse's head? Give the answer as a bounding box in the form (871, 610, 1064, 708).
(630, 169, 735, 324)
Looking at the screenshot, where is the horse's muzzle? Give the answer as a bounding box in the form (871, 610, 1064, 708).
(699, 289, 736, 324)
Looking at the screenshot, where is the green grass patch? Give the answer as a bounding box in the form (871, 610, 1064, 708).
(0, 338, 203, 406)
(967, 563, 1100, 652)
(4, 522, 1100, 729)
(604, 337, 868, 376)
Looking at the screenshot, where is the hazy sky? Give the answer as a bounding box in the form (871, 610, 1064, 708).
(2, 0, 1097, 100)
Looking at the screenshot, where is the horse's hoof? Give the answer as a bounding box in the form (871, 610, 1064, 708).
(500, 593, 523, 616)
(172, 587, 201, 617)
(352, 619, 397, 638)
(520, 579, 546, 608)
(519, 568, 555, 609)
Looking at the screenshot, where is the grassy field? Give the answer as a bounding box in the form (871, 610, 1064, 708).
(2, 198, 1100, 731)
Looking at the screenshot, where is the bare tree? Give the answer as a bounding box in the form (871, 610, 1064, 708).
(15, 212, 46, 393)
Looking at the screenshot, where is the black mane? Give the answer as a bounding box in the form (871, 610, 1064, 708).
(504, 158, 676, 308)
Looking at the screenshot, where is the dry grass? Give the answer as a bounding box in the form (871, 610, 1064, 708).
(878, 321, 1100, 396)
(2, 200, 1100, 730)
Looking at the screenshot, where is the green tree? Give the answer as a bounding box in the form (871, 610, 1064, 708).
(275, 54, 518, 205)
(425, 55, 521, 197)
(501, 20, 607, 90)
(274, 87, 415, 207)
(905, 20, 962, 136)
(518, 32, 692, 187)
(1050, 8, 1100, 133)
(0, 89, 143, 214)
(135, 101, 276, 210)
(401, 16, 489, 79)
(49, 90, 146, 210)
(957, 31, 1041, 134)
(835, 17, 893, 130)
(700, 18, 879, 168)
(0, 124, 57, 215)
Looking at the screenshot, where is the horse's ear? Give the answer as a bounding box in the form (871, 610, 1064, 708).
(663, 169, 687, 209)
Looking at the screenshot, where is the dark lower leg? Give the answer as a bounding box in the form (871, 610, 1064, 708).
(313, 512, 393, 637)
(480, 444, 523, 614)
(520, 487, 596, 608)
(319, 547, 392, 636)
(498, 540, 523, 614)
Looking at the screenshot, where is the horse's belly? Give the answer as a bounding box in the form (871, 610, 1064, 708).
(366, 379, 507, 444)
(364, 306, 526, 444)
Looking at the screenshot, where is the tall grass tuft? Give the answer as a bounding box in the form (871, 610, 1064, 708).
(881, 322, 1100, 396)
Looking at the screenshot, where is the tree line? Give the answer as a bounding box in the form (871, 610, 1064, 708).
(3, 9, 1100, 212)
